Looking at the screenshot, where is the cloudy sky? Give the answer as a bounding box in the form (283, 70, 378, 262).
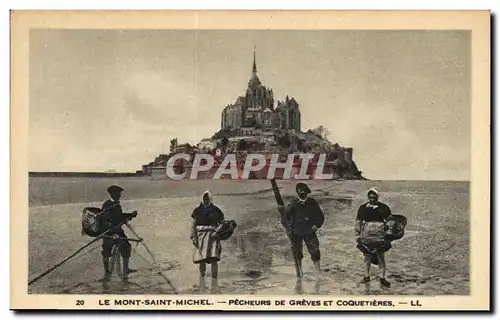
(29, 30, 470, 180)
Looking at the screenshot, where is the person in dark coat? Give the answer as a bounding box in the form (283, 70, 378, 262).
(279, 182, 325, 278)
(355, 187, 391, 287)
(190, 190, 225, 281)
(101, 185, 137, 282)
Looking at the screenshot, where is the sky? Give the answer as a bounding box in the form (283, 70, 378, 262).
(29, 30, 471, 180)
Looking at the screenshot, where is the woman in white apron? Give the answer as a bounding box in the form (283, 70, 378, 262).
(190, 190, 225, 281)
(355, 188, 392, 288)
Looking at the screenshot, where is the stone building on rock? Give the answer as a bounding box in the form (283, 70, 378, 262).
(221, 48, 301, 132)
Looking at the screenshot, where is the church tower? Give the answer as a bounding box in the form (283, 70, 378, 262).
(248, 46, 261, 87)
(245, 47, 274, 114)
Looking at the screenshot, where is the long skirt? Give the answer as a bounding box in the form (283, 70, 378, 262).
(193, 225, 222, 264)
(357, 240, 391, 265)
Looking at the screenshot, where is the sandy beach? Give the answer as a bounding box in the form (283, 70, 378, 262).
(28, 178, 469, 296)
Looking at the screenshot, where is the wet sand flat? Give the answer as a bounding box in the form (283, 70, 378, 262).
(28, 178, 469, 295)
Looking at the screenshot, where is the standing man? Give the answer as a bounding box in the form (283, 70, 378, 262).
(279, 182, 325, 279)
(101, 185, 138, 282)
(355, 187, 392, 287)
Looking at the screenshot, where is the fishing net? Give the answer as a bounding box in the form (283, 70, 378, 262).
(356, 214, 408, 265)
(358, 214, 408, 247)
(29, 226, 178, 294)
(358, 221, 387, 249)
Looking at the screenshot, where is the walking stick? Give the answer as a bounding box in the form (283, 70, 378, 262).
(270, 179, 303, 278)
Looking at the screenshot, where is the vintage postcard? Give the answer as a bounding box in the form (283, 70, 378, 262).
(11, 10, 490, 311)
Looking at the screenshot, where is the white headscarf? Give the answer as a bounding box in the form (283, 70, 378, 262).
(201, 190, 213, 207)
(366, 187, 380, 208)
(367, 187, 380, 197)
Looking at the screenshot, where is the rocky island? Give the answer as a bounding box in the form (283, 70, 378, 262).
(139, 49, 365, 180)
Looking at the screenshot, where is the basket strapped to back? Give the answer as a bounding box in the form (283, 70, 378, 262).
(82, 207, 108, 237)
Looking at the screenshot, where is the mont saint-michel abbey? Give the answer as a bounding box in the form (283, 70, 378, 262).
(138, 48, 364, 180)
(221, 50, 301, 132)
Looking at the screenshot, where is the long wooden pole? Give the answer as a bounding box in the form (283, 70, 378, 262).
(270, 179, 303, 278)
(28, 217, 132, 286)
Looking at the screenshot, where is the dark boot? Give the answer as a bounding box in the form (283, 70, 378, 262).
(380, 278, 391, 287)
(103, 257, 111, 281)
(361, 276, 370, 284)
(295, 260, 303, 278)
(122, 257, 130, 282)
(294, 278, 304, 294)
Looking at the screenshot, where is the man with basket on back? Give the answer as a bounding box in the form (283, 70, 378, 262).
(100, 185, 138, 282)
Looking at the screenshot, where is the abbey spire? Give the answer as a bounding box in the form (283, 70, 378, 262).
(253, 45, 257, 74)
(248, 46, 261, 87)
(222, 48, 299, 131)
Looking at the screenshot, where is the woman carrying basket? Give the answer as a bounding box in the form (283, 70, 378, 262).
(190, 190, 225, 280)
(355, 187, 392, 288)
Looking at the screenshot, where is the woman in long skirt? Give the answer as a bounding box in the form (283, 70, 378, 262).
(355, 187, 392, 288)
(190, 190, 225, 280)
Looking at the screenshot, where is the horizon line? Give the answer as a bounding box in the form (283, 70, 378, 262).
(27, 172, 470, 182)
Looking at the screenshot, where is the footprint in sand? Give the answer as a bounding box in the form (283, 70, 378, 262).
(322, 265, 348, 274)
(389, 273, 432, 284)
